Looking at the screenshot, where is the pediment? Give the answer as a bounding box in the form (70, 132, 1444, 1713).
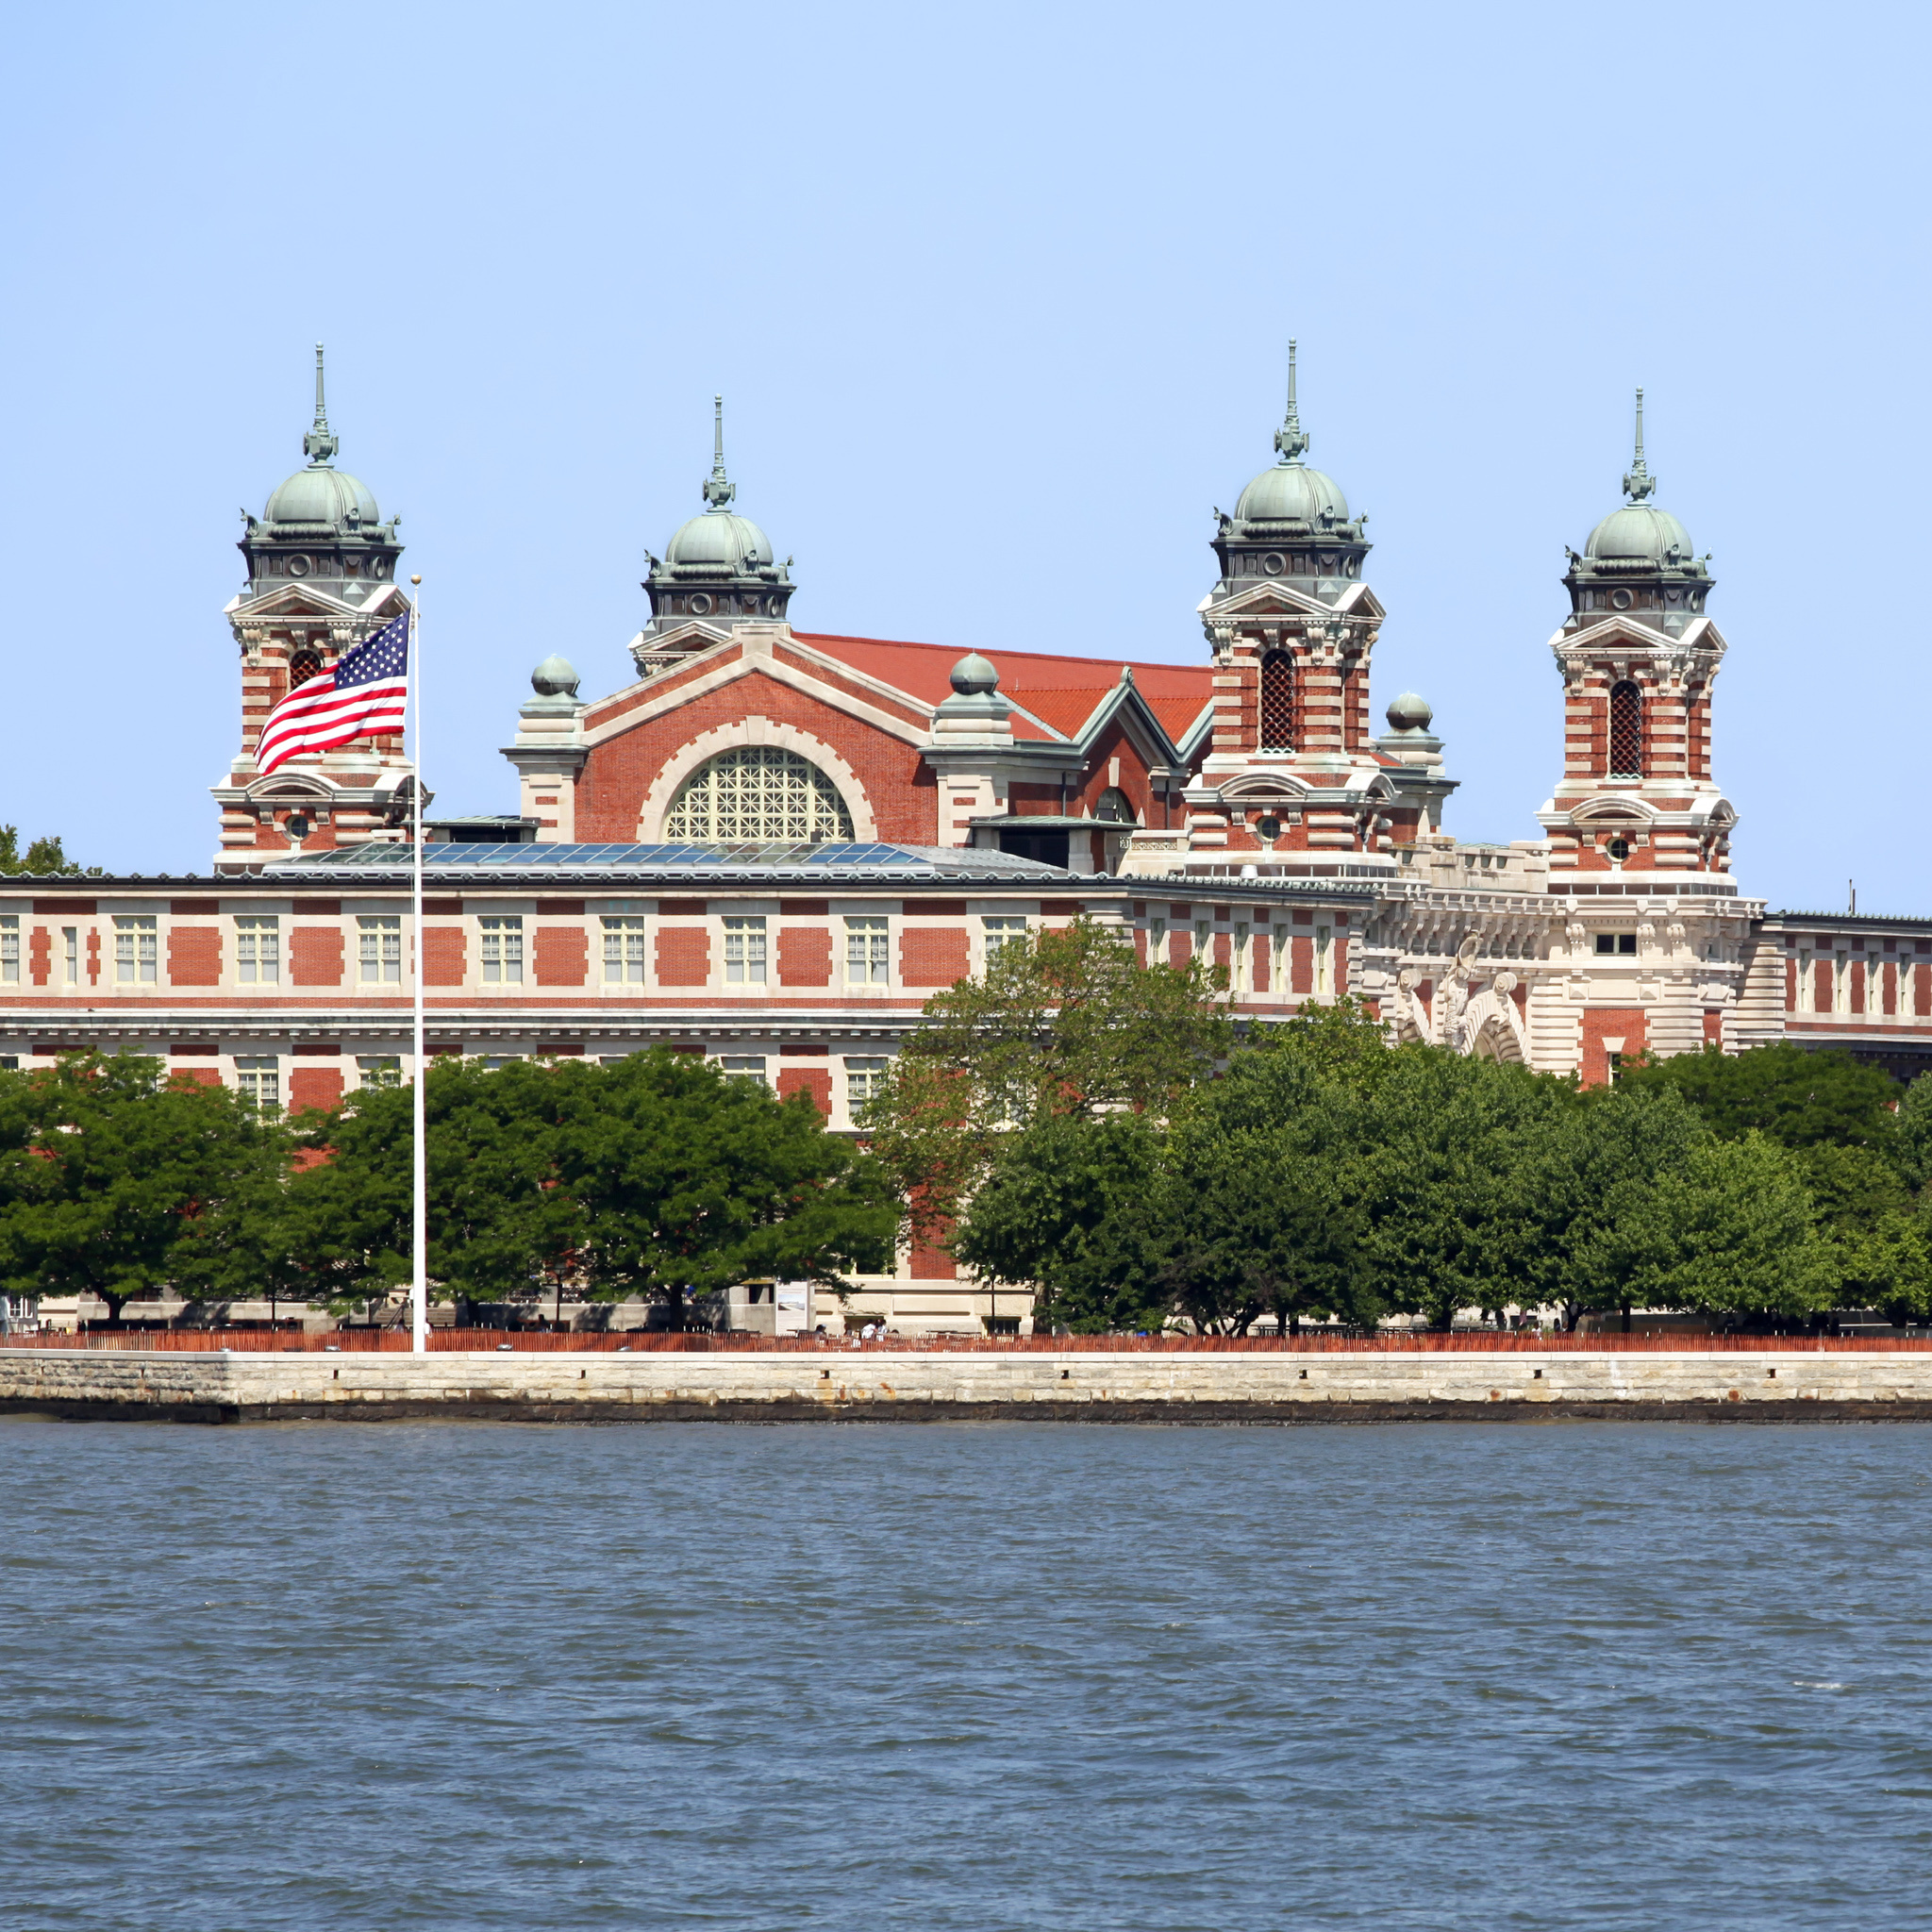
(227, 581, 405, 624)
(1551, 613, 1724, 658)
(1208, 579, 1385, 626)
(1567, 794, 1659, 823)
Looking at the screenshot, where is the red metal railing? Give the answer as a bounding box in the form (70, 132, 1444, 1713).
(5, 1328, 1931, 1355)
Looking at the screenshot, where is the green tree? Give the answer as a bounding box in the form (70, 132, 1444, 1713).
(557, 1049, 898, 1326)
(1891, 1074, 1932, 1193)
(0, 826, 98, 877)
(862, 916, 1232, 1243)
(954, 1110, 1173, 1334)
(291, 1056, 584, 1307)
(1617, 1041, 1900, 1150)
(1575, 1133, 1839, 1323)
(0, 1054, 291, 1323)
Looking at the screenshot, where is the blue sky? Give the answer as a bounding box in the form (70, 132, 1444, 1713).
(4, 2, 1925, 912)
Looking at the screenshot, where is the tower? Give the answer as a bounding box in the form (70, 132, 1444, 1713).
(633, 396, 794, 672)
(1537, 391, 1735, 875)
(1184, 345, 1402, 864)
(211, 347, 414, 869)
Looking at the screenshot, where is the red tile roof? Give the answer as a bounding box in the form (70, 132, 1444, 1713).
(791, 632, 1214, 747)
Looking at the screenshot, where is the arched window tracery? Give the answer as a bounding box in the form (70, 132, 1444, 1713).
(1608, 680, 1643, 777)
(662, 745, 856, 844)
(1259, 651, 1295, 750)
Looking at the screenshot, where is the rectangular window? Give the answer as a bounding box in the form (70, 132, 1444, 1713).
(358, 916, 402, 984)
(1273, 925, 1291, 994)
(983, 915, 1028, 964)
(114, 916, 158, 984)
(1795, 948, 1813, 1013)
(1594, 933, 1639, 957)
(1834, 952, 1851, 1015)
(602, 915, 647, 985)
(1314, 924, 1333, 996)
(62, 927, 77, 986)
(720, 1055, 767, 1083)
(845, 916, 890, 986)
(723, 916, 767, 985)
(235, 914, 280, 985)
(234, 1055, 280, 1111)
(0, 1056, 17, 1072)
(845, 1055, 891, 1108)
(357, 1056, 402, 1090)
(0, 916, 16, 985)
(481, 1055, 523, 1071)
(1146, 918, 1167, 966)
(1231, 923, 1250, 994)
(479, 915, 524, 984)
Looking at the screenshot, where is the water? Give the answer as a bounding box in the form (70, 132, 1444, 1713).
(5, 1420, 1931, 1930)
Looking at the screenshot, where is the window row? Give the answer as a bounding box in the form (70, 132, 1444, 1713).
(1144, 918, 1337, 996)
(1794, 950, 1923, 1018)
(0, 916, 408, 987)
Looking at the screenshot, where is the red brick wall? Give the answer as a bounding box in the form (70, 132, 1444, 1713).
(1813, 961, 1832, 1011)
(1884, 961, 1898, 1016)
(290, 1066, 344, 1113)
(901, 927, 970, 988)
(290, 927, 343, 987)
(656, 927, 710, 987)
(1291, 936, 1312, 995)
(1785, 957, 1797, 1010)
(169, 1067, 222, 1089)
(1169, 931, 1192, 970)
(573, 666, 936, 843)
(1919, 965, 1931, 1019)
(777, 1067, 832, 1113)
(166, 926, 221, 987)
(425, 927, 467, 987)
(1251, 935, 1269, 989)
(1703, 1009, 1724, 1044)
(534, 927, 588, 987)
(1851, 960, 1866, 1015)
(28, 926, 49, 986)
(1581, 1008, 1647, 1089)
(778, 926, 833, 987)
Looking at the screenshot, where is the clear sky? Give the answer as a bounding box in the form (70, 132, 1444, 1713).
(4, 2, 1925, 913)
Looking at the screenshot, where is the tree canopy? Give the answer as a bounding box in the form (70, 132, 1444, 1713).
(0, 826, 97, 877)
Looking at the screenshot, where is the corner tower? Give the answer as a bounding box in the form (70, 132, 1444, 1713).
(211, 347, 415, 870)
(1537, 392, 1735, 875)
(633, 396, 794, 673)
(1184, 345, 1401, 866)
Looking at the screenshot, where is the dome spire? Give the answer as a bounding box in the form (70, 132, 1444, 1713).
(1274, 339, 1309, 465)
(302, 342, 339, 466)
(702, 393, 736, 512)
(1622, 386, 1655, 503)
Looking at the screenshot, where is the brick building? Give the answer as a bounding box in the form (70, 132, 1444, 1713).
(1, 355, 1927, 1324)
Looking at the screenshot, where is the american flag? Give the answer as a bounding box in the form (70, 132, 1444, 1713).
(256, 610, 410, 776)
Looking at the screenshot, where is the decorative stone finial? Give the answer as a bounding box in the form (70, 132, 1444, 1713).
(1622, 387, 1655, 503)
(1274, 338, 1309, 465)
(949, 652, 1000, 695)
(702, 394, 736, 512)
(1386, 691, 1433, 733)
(530, 654, 581, 698)
(302, 342, 339, 466)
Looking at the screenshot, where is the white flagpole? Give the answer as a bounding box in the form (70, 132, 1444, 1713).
(408, 574, 428, 1354)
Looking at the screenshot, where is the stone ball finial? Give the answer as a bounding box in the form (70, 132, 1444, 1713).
(949, 652, 1000, 696)
(1386, 691, 1432, 733)
(531, 654, 581, 698)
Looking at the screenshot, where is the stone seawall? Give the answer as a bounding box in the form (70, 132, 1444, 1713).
(8, 1348, 1932, 1424)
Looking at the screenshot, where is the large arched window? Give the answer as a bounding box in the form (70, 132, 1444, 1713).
(1259, 651, 1295, 750)
(662, 745, 856, 843)
(1608, 681, 1643, 777)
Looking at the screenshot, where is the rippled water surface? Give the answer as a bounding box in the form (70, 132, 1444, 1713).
(6, 1419, 1932, 1930)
